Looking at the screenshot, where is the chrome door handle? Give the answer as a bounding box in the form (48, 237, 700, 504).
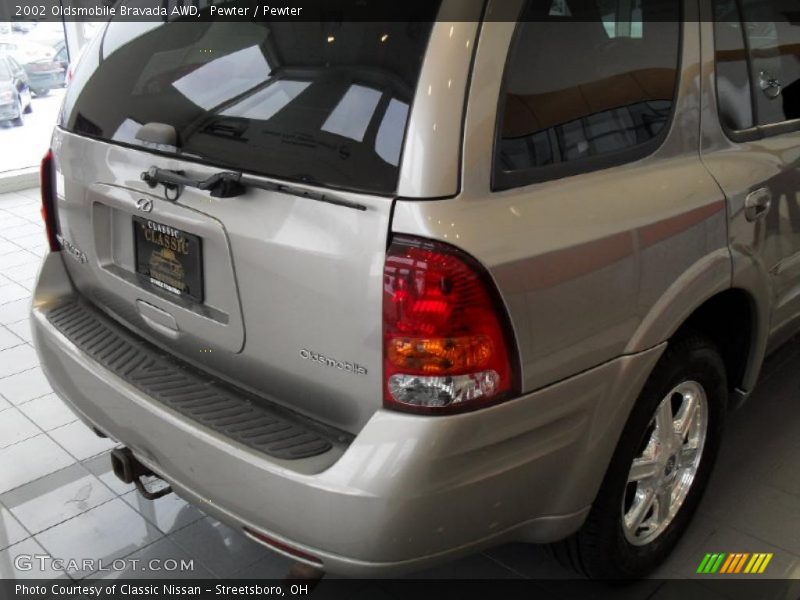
(745, 188, 772, 222)
(759, 71, 782, 99)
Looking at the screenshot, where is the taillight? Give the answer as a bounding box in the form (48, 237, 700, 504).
(382, 235, 518, 414)
(242, 527, 323, 567)
(40, 150, 61, 252)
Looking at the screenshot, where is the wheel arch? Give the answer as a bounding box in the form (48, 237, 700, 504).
(626, 249, 767, 406)
(674, 288, 761, 405)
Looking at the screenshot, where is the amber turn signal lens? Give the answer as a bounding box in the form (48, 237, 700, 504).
(386, 335, 493, 375)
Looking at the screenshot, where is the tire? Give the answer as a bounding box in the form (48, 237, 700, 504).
(10, 99, 23, 127)
(549, 334, 727, 579)
(23, 98, 32, 114)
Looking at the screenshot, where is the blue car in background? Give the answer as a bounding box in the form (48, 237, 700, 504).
(0, 36, 64, 96)
(0, 54, 32, 126)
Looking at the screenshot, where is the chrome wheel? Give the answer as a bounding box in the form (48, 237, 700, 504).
(622, 380, 708, 546)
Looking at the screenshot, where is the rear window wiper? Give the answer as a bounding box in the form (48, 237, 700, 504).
(141, 167, 368, 212)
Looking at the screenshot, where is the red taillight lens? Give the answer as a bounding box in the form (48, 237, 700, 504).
(40, 149, 61, 252)
(383, 235, 518, 414)
(242, 527, 323, 566)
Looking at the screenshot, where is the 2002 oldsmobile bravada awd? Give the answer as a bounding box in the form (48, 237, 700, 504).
(32, 0, 800, 579)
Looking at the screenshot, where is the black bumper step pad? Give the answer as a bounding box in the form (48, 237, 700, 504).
(47, 300, 339, 460)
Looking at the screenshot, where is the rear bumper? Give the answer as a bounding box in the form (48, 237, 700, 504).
(32, 252, 664, 575)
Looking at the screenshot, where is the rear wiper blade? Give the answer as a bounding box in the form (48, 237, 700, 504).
(141, 167, 367, 212)
(141, 167, 245, 198)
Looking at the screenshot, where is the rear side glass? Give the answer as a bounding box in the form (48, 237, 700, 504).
(494, 0, 680, 189)
(739, 0, 800, 126)
(713, 0, 755, 132)
(61, 13, 440, 195)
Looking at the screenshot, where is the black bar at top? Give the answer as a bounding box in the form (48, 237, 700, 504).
(1, 0, 761, 23)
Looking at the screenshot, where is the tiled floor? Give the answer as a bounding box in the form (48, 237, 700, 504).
(0, 188, 799, 592)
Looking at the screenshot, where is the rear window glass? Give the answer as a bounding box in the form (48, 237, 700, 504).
(0, 59, 10, 80)
(60, 13, 439, 195)
(494, 0, 680, 189)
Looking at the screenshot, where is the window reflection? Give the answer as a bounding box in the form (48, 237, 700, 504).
(111, 117, 143, 144)
(495, 0, 679, 185)
(739, 0, 800, 126)
(375, 98, 409, 167)
(322, 84, 382, 142)
(64, 15, 438, 194)
(713, 0, 754, 131)
(499, 101, 671, 171)
(172, 45, 271, 110)
(222, 80, 310, 120)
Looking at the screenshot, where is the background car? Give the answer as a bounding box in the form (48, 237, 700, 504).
(0, 35, 64, 96)
(11, 22, 35, 34)
(50, 39, 69, 87)
(0, 54, 32, 126)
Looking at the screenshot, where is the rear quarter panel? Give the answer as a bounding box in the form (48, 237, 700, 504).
(392, 15, 731, 394)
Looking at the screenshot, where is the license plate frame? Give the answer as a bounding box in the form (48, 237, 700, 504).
(133, 216, 204, 303)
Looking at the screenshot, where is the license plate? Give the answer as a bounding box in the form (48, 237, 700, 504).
(133, 217, 203, 302)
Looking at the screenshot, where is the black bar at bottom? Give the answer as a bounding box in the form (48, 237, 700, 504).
(1, 579, 798, 600)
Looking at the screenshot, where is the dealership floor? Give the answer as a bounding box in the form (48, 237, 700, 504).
(1, 188, 799, 595)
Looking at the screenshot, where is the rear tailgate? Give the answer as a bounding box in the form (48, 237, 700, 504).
(47, 8, 478, 434)
(53, 129, 391, 433)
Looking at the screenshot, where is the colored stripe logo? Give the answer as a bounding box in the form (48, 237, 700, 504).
(697, 552, 773, 574)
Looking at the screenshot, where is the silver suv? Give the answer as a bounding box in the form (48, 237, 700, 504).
(32, 0, 800, 579)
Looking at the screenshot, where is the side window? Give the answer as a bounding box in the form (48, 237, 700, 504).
(493, 0, 681, 189)
(739, 0, 800, 126)
(713, 0, 755, 131)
